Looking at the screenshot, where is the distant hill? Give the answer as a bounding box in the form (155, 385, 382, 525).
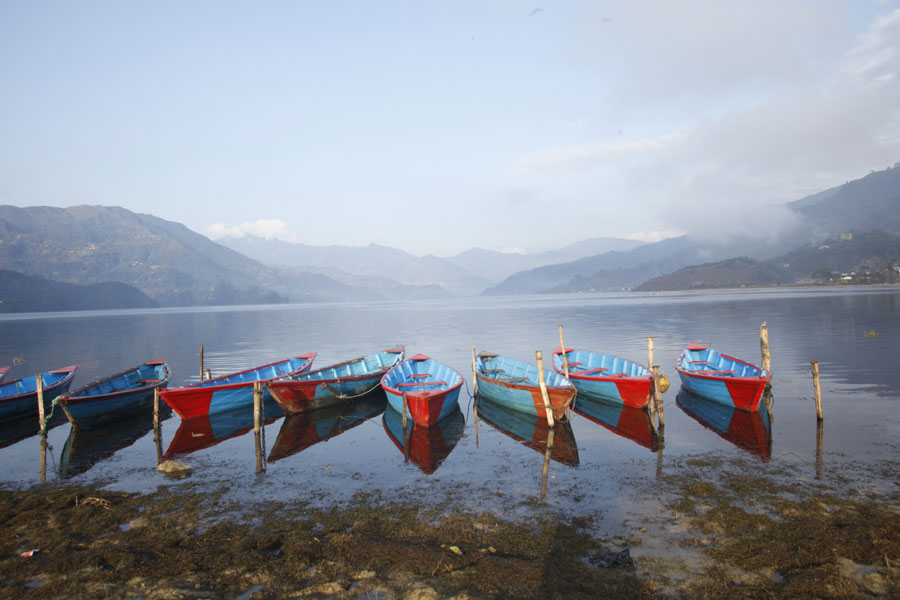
(0, 270, 158, 313)
(218, 237, 488, 296)
(635, 230, 900, 290)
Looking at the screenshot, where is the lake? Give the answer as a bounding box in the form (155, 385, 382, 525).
(1, 286, 898, 537)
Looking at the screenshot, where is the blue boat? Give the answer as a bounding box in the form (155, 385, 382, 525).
(380, 354, 463, 427)
(58, 360, 170, 430)
(676, 342, 770, 412)
(475, 353, 575, 421)
(268, 347, 404, 414)
(160, 354, 316, 420)
(0, 365, 79, 423)
(553, 348, 653, 409)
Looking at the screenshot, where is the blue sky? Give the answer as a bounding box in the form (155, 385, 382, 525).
(1, 1, 899, 256)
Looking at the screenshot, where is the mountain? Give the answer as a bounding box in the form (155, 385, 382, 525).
(0, 270, 158, 313)
(635, 230, 900, 291)
(445, 237, 645, 284)
(218, 237, 488, 296)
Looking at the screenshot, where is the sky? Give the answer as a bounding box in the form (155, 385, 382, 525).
(1, 1, 899, 257)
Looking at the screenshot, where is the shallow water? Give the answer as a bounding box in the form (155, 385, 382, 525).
(1, 286, 898, 535)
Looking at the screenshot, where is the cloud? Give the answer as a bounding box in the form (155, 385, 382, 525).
(207, 219, 297, 242)
(624, 230, 685, 243)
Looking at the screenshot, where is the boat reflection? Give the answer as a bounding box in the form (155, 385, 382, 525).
(163, 397, 284, 459)
(383, 404, 465, 474)
(573, 395, 659, 451)
(59, 410, 164, 478)
(676, 388, 772, 461)
(0, 411, 67, 449)
(477, 395, 579, 466)
(268, 390, 387, 462)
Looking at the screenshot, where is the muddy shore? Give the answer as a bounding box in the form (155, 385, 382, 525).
(2, 454, 898, 599)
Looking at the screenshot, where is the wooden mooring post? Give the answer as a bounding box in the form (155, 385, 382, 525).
(253, 382, 265, 473)
(811, 360, 823, 421)
(153, 387, 163, 464)
(652, 365, 665, 430)
(558, 325, 569, 378)
(535, 350, 555, 428)
(815, 420, 824, 480)
(760, 322, 771, 373)
(36, 374, 46, 433)
(199, 345, 205, 381)
(472, 345, 479, 448)
(540, 426, 555, 502)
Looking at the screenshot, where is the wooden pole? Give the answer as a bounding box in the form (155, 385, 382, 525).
(760, 322, 771, 373)
(540, 426, 555, 502)
(153, 387, 160, 430)
(811, 360, 823, 421)
(815, 419, 824, 480)
(204, 368, 211, 381)
(535, 351, 555, 428)
(36, 374, 46, 432)
(199, 345, 204, 381)
(40, 432, 48, 483)
(652, 365, 664, 429)
(402, 391, 409, 431)
(472, 345, 478, 396)
(558, 325, 570, 378)
(648, 337, 654, 371)
(253, 382, 262, 433)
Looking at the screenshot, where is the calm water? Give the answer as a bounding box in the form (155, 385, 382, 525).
(1, 286, 899, 533)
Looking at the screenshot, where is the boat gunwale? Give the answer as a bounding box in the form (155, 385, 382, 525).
(60, 361, 170, 406)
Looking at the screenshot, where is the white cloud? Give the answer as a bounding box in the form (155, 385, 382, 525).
(207, 219, 297, 242)
(624, 230, 685, 243)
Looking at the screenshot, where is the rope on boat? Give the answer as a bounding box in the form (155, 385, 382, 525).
(39, 395, 63, 431)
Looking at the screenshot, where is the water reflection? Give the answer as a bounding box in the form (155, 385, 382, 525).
(59, 412, 159, 479)
(383, 405, 465, 474)
(573, 395, 659, 452)
(164, 397, 284, 460)
(676, 388, 772, 461)
(0, 412, 65, 449)
(476, 396, 579, 467)
(268, 391, 387, 462)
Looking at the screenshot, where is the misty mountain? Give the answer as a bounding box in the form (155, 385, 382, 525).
(445, 237, 645, 283)
(485, 165, 900, 294)
(218, 237, 488, 296)
(0, 269, 159, 313)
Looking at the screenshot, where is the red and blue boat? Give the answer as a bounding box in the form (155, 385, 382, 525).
(268, 391, 387, 462)
(475, 353, 575, 421)
(553, 348, 652, 409)
(677, 388, 772, 461)
(383, 404, 465, 474)
(0, 365, 79, 423)
(58, 359, 170, 430)
(267, 347, 403, 414)
(161, 354, 315, 420)
(573, 395, 659, 451)
(675, 342, 770, 412)
(380, 354, 463, 427)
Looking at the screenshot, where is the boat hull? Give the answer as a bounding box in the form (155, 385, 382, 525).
(381, 355, 464, 427)
(677, 389, 772, 460)
(268, 348, 403, 414)
(0, 366, 79, 423)
(553, 349, 652, 409)
(476, 354, 575, 420)
(58, 360, 170, 430)
(383, 404, 466, 473)
(161, 354, 315, 420)
(675, 343, 770, 412)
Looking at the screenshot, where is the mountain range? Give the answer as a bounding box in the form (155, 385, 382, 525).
(0, 164, 897, 311)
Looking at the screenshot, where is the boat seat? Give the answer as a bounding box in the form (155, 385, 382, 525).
(410, 373, 432, 378)
(702, 370, 736, 375)
(567, 362, 583, 367)
(576, 367, 608, 375)
(497, 377, 528, 382)
(138, 379, 161, 384)
(482, 369, 505, 374)
(396, 381, 446, 387)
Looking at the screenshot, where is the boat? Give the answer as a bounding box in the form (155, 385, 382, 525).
(475, 353, 575, 421)
(675, 342, 770, 412)
(573, 395, 659, 451)
(163, 396, 285, 459)
(57, 360, 170, 430)
(160, 354, 315, 420)
(383, 404, 465, 474)
(0, 365, 79, 423)
(677, 388, 772, 461)
(477, 395, 579, 466)
(380, 354, 463, 427)
(268, 390, 387, 462)
(553, 348, 653, 409)
(0, 366, 9, 383)
(267, 347, 404, 414)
